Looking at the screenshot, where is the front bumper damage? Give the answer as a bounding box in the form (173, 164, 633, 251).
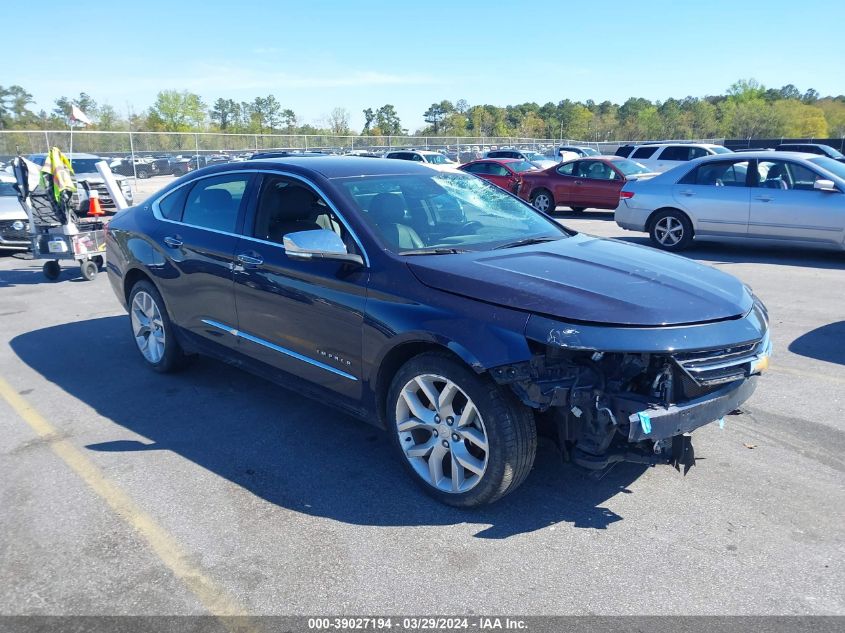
(491, 300, 771, 472)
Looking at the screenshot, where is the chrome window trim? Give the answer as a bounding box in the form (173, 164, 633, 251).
(201, 319, 357, 381)
(150, 168, 370, 267)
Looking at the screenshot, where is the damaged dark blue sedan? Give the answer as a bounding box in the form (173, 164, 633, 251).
(106, 157, 771, 506)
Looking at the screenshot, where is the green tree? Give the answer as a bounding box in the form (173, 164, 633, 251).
(423, 100, 453, 134)
(375, 104, 403, 136)
(54, 92, 98, 121)
(148, 90, 206, 132)
(0, 85, 36, 129)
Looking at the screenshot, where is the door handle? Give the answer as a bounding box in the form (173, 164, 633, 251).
(574, 180, 583, 185)
(754, 195, 773, 202)
(236, 253, 264, 267)
(163, 236, 182, 248)
(680, 190, 695, 196)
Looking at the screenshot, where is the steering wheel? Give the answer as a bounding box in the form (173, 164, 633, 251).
(460, 221, 483, 233)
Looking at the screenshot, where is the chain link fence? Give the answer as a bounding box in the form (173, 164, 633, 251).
(0, 130, 601, 160)
(0, 130, 726, 165)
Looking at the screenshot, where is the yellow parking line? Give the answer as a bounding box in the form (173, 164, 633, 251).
(0, 376, 255, 629)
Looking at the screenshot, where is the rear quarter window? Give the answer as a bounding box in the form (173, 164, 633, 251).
(158, 186, 189, 221)
(632, 146, 658, 159)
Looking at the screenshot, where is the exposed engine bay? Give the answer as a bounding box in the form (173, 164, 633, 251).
(490, 339, 769, 472)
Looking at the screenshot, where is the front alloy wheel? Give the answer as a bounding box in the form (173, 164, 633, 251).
(388, 353, 536, 506)
(396, 373, 489, 494)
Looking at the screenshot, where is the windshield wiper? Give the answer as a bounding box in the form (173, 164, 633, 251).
(493, 236, 562, 250)
(400, 247, 471, 256)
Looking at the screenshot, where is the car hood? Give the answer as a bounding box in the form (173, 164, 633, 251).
(75, 171, 127, 182)
(406, 234, 752, 326)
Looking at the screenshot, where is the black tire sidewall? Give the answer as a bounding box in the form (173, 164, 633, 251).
(649, 209, 693, 251)
(127, 280, 186, 373)
(43, 261, 60, 281)
(387, 352, 536, 507)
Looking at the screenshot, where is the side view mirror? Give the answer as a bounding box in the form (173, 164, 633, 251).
(814, 179, 839, 192)
(283, 229, 364, 266)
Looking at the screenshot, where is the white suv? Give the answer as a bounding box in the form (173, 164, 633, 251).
(620, 143, 732, 173)
(383, 150, 460, 172)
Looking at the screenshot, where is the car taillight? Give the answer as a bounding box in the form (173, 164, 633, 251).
(620, 191, 635, 199)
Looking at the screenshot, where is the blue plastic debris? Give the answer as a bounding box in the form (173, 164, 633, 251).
(637, 412, 652, 434)
(719, 417, 726, 429)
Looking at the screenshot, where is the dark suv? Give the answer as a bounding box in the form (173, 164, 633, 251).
(775, 143, 845, 163)
(106, 157, 771, 506)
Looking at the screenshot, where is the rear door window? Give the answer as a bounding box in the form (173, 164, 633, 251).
(658, 146, 689, 161)
(488, 164, 509, 176)
(182, 174, 250, 233)
(463, 163, 489, 174)
(556, 162, 575, 176)
(680, 160, 750, 186)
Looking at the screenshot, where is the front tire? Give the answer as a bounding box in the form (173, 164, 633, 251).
(649, 209, 694, 251)
(128, 280, 188, 373)
(387, 352, 536, 507)
(530, 189, 555, 214)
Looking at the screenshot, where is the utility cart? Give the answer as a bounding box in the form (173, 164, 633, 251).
(13, 151, 107, 282)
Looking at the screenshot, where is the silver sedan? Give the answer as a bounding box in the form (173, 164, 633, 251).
(615, 151, 845, 251)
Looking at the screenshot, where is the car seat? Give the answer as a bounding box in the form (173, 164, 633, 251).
(763, 164, 789, 189)
(265, 186, 323, 242)
(368, 192, 425, 249)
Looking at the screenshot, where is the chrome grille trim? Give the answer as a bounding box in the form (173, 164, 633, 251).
(673, 340, 763, 386)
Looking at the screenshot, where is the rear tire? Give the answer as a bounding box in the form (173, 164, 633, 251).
(80, 260, 98, 281)
(137, 169, 150, 179)
(387, 352, 536, 507)
(42, 260, 60, 281)
(530, 189, 555, 214)
(649, 209, 694, 251)
(128, 280, 189, 373)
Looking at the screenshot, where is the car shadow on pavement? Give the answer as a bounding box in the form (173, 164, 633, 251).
(605, 236, 845, 271)
(0, 266, 87, 286)
(789, 321, 845, 366)
(11, 316, 650, 539)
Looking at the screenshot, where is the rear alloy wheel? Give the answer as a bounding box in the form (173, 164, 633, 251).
(388, 353, 536, 507)
(128, 281, 188, 372)
(531, 189, 554, 214)
(649, 209, 693, 251)
(137, 169, 150, 179)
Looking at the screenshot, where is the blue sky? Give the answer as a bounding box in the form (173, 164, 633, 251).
(5, 0, 844, 131)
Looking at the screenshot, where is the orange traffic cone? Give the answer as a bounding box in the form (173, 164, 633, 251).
(88, 189, 104, 217)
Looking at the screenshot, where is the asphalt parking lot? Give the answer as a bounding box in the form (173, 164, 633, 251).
(1, 182, 843, 616)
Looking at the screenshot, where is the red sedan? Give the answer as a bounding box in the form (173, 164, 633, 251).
(459, 158, 536, 194)
(519, 156, 656, 213)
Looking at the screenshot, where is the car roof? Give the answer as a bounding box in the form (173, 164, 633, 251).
(470, 157, 524, 163)
(241, 156, 438, 178)
(697, 150, 815, 161)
